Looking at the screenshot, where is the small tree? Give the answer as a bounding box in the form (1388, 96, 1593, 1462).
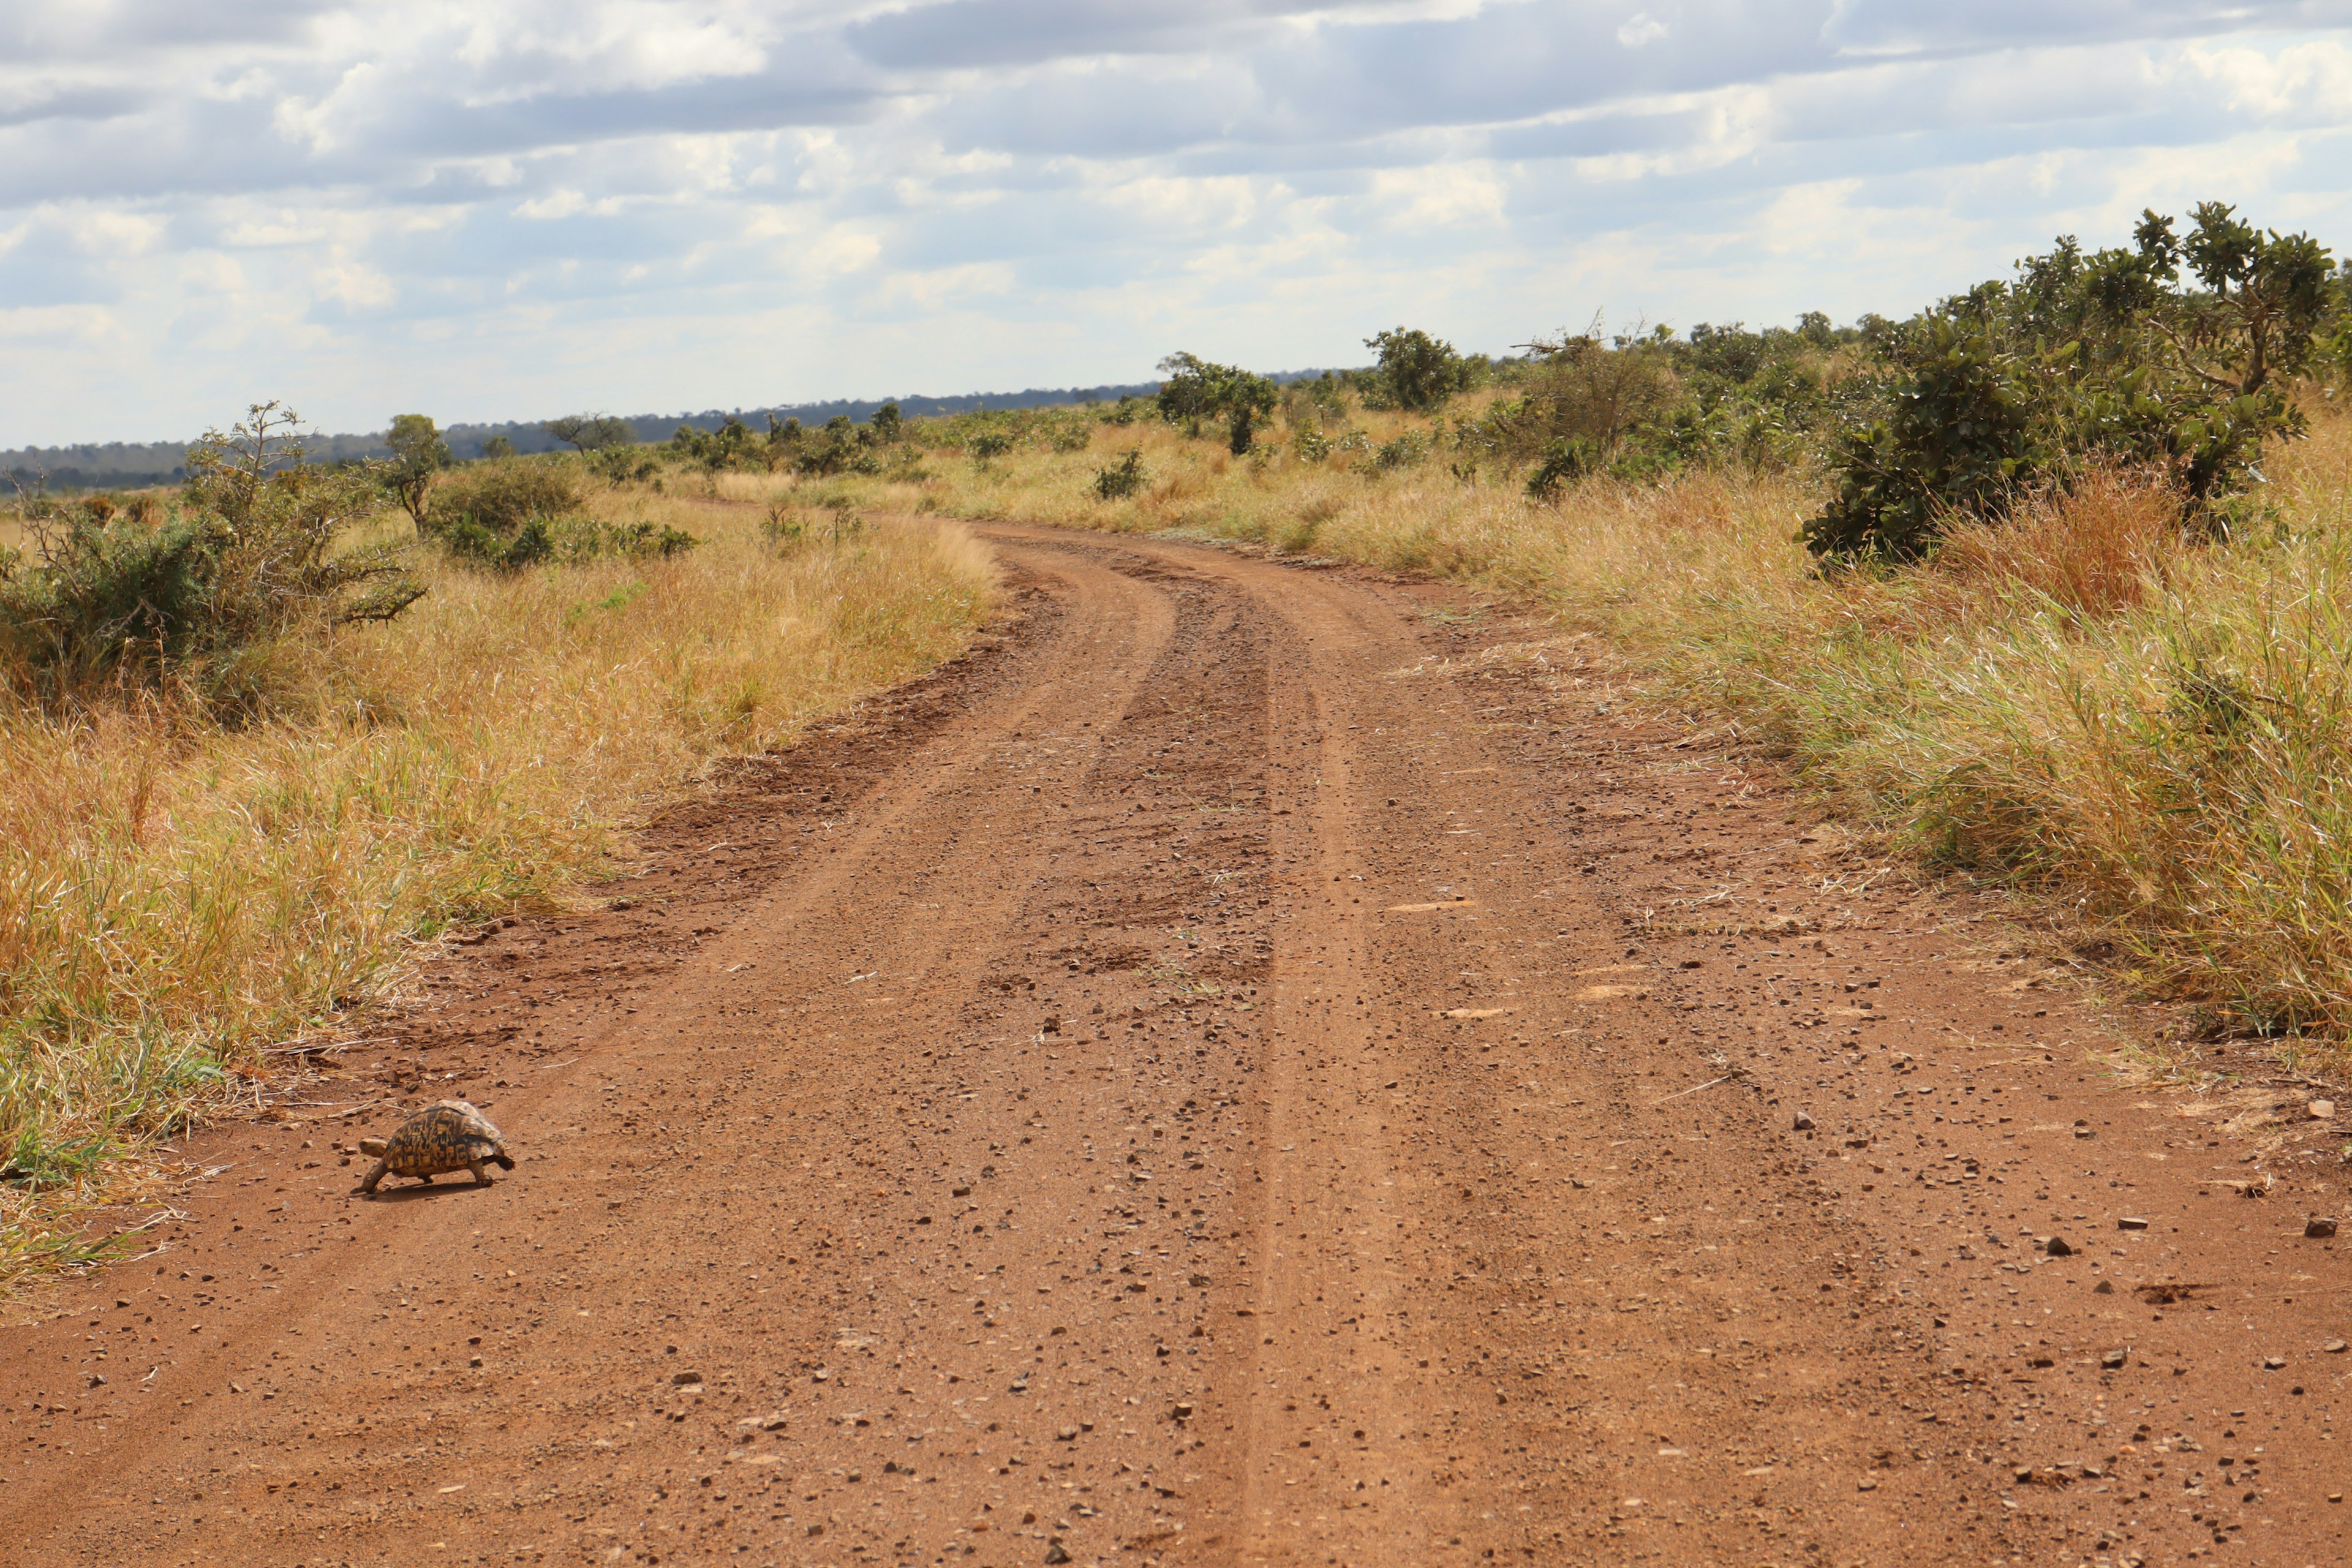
(2151, 201, 2335, 396)
(870, 402, 904, 443)
(385, 413, 451, 529)
(544, 413, 636, 451)
(1156, 352, 1277, 453)
(1366, 326, 1471, 411)
(481, 434, 516, 459)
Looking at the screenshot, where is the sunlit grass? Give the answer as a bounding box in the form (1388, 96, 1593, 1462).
(0, 489, 993, 1281)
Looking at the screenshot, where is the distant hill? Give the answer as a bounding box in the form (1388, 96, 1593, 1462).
(0, 375, 1341, 492)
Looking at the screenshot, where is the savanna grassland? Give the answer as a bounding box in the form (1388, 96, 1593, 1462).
(4, 197, 2351, 1281)
(0, 443, 992, 1278)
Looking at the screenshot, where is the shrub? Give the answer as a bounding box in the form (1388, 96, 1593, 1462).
(1476, 325, 1681, 468)
(431, 458, 581, 537)
(1156, 352, 1278, 453)
(1094, 450, 1147, 500)
(969, 432, 1014, 467)
(1049, 422, 1093, 453)
(0, 404, 423, 707)
(1804, 202, 2329, 560)
(783, 416, 884, 478)
(1366, 326, 1472, 411)
(426, 458, 584, 571)
(1372, 432, 1428, 471)
(673, 418, 763, 476)
(600, 521, 699, 559)
(588, 447, 659, 486)
(1525, 437, 1600, 502)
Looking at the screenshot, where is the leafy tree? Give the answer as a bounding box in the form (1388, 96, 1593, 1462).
(481, 434, 516, 459)
(1156, 352, 1278, 453)
(385, 413, 450, 529)
(544, 413, 636, 452)
(1366, 326, 1471, 411)
(870, 401, 903, 443)
(2152, 201, 2335, 396)
(1803, 202, 2331, 560)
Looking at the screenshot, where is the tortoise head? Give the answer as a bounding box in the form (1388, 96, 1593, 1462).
(359, 1137, 389, 1157)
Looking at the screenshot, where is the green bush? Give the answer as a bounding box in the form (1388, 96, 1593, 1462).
(1094, 450, 1147, 499)
(1525, 437, 1600, 502)
(1365, 327, 1473, 411)
(425, 458, 585, 571)
(969, 432, 1014, 467)
(1372, 432, 1428, 470)
(1805, 202, 2329, 560)
(587, 446, 660, 486)
(1156, 352, 1278, 453)
(0, 403, 422, 707)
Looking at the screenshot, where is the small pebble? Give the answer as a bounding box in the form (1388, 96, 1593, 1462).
(2324, 1340, 2348, 1355)
(2264, 1355, 2287, 1369)
(1792, 1112, 1815, 1131)
(2306, 1216, 2339, 1239)
(2045, 1236, 2073, 1257)
(2117, 1216, 2149, 1231)
(2310, 1099, 2335, 1120)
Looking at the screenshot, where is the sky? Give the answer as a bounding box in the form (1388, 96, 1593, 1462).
(4, 1, 2351, 445)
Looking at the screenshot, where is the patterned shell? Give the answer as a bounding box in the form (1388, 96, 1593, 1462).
(381, 1099, 508, 1177)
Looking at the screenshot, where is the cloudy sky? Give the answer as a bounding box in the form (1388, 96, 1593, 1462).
(4, 1, 2351, 444)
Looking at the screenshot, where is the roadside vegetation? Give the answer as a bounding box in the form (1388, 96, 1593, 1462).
(0, 408, 992, 1279)
(721, 202, 2352, 1050)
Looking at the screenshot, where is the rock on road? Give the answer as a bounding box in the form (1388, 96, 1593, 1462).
(4, 524, 2348, 1567)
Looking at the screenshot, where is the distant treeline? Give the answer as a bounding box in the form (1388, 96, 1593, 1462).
(2, 377, 1348, 492)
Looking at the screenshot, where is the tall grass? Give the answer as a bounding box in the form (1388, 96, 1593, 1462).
(807, 396, 2352, 1048)
(0, 491, 992, 1275)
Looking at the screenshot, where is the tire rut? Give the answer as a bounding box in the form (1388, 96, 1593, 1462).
(1, 525, 2345, 1568)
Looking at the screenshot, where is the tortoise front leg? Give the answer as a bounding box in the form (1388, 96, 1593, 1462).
(361, 1159, 388, 1194)
(468, 1159, 492, 1186)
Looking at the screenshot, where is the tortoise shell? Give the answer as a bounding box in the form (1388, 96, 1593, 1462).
(369, 1099, 512, 1178)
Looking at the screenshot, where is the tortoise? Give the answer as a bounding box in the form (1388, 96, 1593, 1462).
(359, 1099, 514, 1194)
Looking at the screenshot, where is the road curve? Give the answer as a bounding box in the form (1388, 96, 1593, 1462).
(3, 523, 2346, 1568)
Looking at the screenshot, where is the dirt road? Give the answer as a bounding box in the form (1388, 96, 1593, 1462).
(4, 525, 2348, 1568)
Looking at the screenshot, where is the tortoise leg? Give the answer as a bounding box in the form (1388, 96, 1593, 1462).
(360, 1159, 388, 1194)
(469, 1159, 492, 1186)
(417, 1172, 433, 1185)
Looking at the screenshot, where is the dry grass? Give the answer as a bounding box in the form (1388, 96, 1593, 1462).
(0, 488, 993, 1278)
(819, 396, 2352, 1052)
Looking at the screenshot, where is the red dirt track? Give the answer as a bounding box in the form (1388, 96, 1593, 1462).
(4, 524, 2348, 1568)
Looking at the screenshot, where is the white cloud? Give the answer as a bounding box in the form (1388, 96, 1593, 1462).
(1616, 12, 1670, 48)
(1, 1, 2350, 443)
